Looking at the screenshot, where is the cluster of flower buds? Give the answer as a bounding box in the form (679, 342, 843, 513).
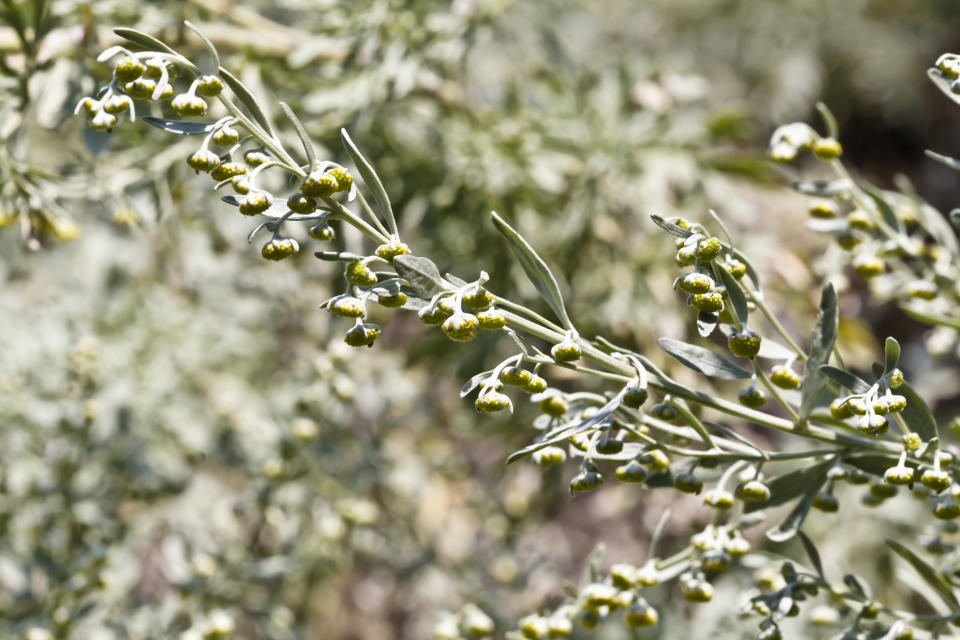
(432, 603, 495, 640)
(768, 122, 842, 163)
(828, 368, 907, 436)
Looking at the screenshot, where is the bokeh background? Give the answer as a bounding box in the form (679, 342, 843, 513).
(2, 1, 960, 638)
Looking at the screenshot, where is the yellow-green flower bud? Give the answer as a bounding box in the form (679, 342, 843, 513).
(728, 329, 762, 359)
(551, 338, 582, 363)
(327, 167, 353, 192)
(738, 386, 766, 408)
(539, 394, 568, 417)
(115, 57, 146, 82)
(344, 322, 380, 347)
(212, 126, 239, 146)
(300, 171, 338, 198)
(196, 74, 223, 97)
(812, 491, 839, 512)
(522, 374, 547, 394)
(171, 93, 207, 117)
(475, 390, 511, 413)
(615, 460, 647, 483)
(673, 472, 703, 494)
(477, 309, 507, 330)
(735, 479, 771, 502)
(695, 238, 723, 262)
(261, 237, 297, 261)
(570, 470, 604, 493)
(678, 273, 713, 294)
(442, 313, 479, 342)
(210, 162, 247, 181)
(770, 365, 800, 389)
(624, 601, 658, 628)
(812, 137, 843, 160)
(921, 469, 952, 492)
(375, 241, 411, 261)
(532, 446, 566, 467)
(884, 465, 914, 485)
(809, 199, 839, 219)
(287, 193, 317, 214)
(622, 386, 648, 409)
(238, 191, 271, 216)
(692, 291, 724, 313)
(345, 260, 378, 287)
(308, 222, 335, 242)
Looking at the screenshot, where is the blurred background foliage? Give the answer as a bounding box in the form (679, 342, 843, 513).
(1, 0, 960, 638)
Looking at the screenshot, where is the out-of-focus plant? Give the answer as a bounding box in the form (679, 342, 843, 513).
(69, 24, 960, 640)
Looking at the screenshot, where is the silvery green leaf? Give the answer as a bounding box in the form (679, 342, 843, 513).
(818, 365, 870, 393)
(460, 370, 495, 398)
(113, 27, 179, 56)
(657, 337, 752, 379)
(844, 454, 899, 477)
(792, 178, 852, 197)
(816, 102, 839, 139)
(756, 337, 795, 360)
(184, 20, 220, 71)
(341, 129, 396, 235)
(925, 149, 960, 171)
(798, 530, 825, 580)
(884, 337, 901, 372)
(649, 214, 693, 238)
(899, 381, 939, 441)
(393, 255, 449, 297)
(860, 182, 902, 232)
(714, 262, 748, 325)
(805, 218, 849, 233)
(696, 311, 718, 337)
(580, 543, 606, 587)
(399, 292, 429, 311)
(219, 67, 274, 134)
(143, 117, 217, 135)
(314, 251, 362, 262)
(96, 45, 128, 62)
(766, 487, 818, 543)
(800, 284, 837, 420)
(444, 273, 469, 287)
(491, 212, 574, 330)
(280, 102, 316, 170)
(843, 574, 868, 599)
(928, 68, 960, 107)
(744, 460, 832, 513)
(886, 539, 960, 609)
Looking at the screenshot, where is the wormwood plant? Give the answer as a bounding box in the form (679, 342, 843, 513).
(75, 24, 960, 640)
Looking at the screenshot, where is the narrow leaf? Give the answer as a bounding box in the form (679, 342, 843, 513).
(792, 178, 852, 197)
(819, 365, 871, 394)
(714, 262, 748, 325)
(491, 212, 574, 330)
(280, 102, 316, 171)
(798, 530, 825, 581)
(898, 381, 940, 441)
(143, 116, 217, 135)
(844, 454, 900, 477)
(860, 182, 902, 232)
(218, 67, 273, 134)
(649, 214, 693, 238)
(460, 370, 495, 398)
(341, 129, 396, 235)
(184, 20, 220, 70)
(730, 248, 760, 289)
(113, 27, 179, 55)
(767, 487, 818, 542)
(816, 102, 839, 139)
(393, 255, 449, 297)
(800, 284, 838, 420)
(580, 543, 606, 588)
(745, 460, 832, 513)
(696, 311, 718, 337)
(886, 539, 960, 609)
(657, 337, 752, 380)
(925, 149, 960, 171)
(884, 337, 901, 372)
(843, 574, 868, 599)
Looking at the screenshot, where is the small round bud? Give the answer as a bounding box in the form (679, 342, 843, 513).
(884, 465, 915, 485)
(570, 470, 604, 493)
(887, 368, 904, 389)
(906, 280, 938, 300)
(847, 209, 873, 230)
(244, 150, 270, 166)
(546, 617, 572, 637)
(681, 579, 714, 603)
(738, 386, 766, 408)
(171, 93, 207, 117)
(375, 241, 411, 261)
(724, 536, 751, 557)
(77, 97, 99, 115)
(595, 437, 622, 455)
(678, 273, 714, 294)
(622, 386, 648, 409)
(723, 259, 747, 279)
(624, 601, 658, 628)
(327, 167, 353, 192)
(102, 95, 132, 114)
(238, 191, 271, 216)
(808, 199, 839, 219)
(769, 141, 797, 162)
(196, 74, 223, 96)
(613, 460, 646, 483)
(934, 499, 960, 520)
(88, 110, 118, 132)
(870, 480, 898, 499)
(675, 246, 696, 266)
(735, 479, 771, 502)
(345, 260, 378, 287)
(124, 78, 157, 99)
(442, 313, 479, 342)
(462, 286, 493, 310)
(418, 303, 449, 326)
(812, 137, 843, 160)
(231, 176, 250, 194)
(521, 374, 547, 394)
(477, 309, 507, 330)
(330, 296, 364, 318)
(700, 550, 732, 573)
(210, 162, 247, 181)
(212, 126, 240, 146)
(770, 365, 800, 389)
(695, 238, 723, 262)
(261, 237, 297, 261)
(691, 291, 724, 313)
(287, 193, 317, 214)
(728, 329, 762, 359)
(921, 469, 952, 492)
(581, 583, 618, 610)
(551, 338, 582, 363)
(115, 57, 146, 82)
(673, 472, 703, 494)
(540, 395, 568, 417)
(857, 414, 888, 434)
(475, 390, 511, 413)
(344, 322, 380, 347)
(609, 563, 636, 589)
(703, 489, 735, 509)
(376, 291, 407, 308)
(308, 222, 336, 242)
(532, 446, 566, 467)
(879, 395, 907, 413)
(829, 397, 854, 419)
(639, 449, 670, 470)
(649, 401, 680, 423)
(300, 171, 338, 197)
(812, 491, 839, 512)
(852, 253, 885, 278)
(903, 432, 922, 451)
(499, 366, 532, 387)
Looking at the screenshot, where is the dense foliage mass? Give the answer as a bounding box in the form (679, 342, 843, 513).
(3, 2, 960, 639)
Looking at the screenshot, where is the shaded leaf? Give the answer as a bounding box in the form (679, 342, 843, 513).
(800, 284, 838, 420)
(798, 530, 825, 581)
(928, 68, 960, 107)
(925, 149, 960, 171)
(884, 337, 900, 372)
(860, 182, 902, 232)
(341, 129, 396, 235)
(143, 116, 217, 135)
(745, 460, 832, 513)
(819, 365, 870, 394)
(113, 27, 179, 56)
(886, 539, 960, 609)
(460, 370, 495, 398)
(696, 311, 718, 337)
(844, 454, 899, 477)
(898, 381, 939, 441)
(767, 487, 818, 542)
(393, 255, 448, 297)
(730, 248, 760, 289)
(184, 20, 220, 70)
(649, 214, 693, 238)
(843, 574, 868, 599)
(491, 212, 573, 330)
(280, 102, 316, 170)
(219, 67, 273, 134)
(657, 337, 752, 380)
(714, 262, 748, 325)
